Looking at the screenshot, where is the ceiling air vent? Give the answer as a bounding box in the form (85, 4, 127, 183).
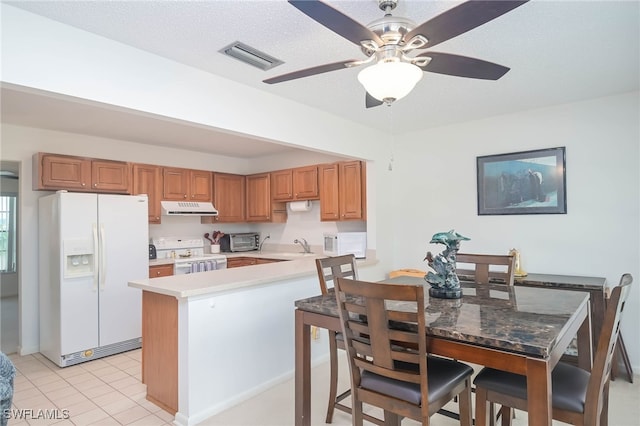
(220, 41, 284, 71)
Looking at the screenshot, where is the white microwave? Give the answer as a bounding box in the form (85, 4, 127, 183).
(323, 232, 367, 259)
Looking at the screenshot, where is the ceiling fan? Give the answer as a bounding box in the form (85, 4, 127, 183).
(263, 0, 529, 108)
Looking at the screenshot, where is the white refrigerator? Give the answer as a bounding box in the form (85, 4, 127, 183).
(39, 191, 148, 367)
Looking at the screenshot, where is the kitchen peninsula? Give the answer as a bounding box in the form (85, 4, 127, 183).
(128, 251, 377, 426)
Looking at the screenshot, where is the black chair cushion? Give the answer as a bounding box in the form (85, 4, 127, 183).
(474, 361, 590, 413)
(360, 356, 473, 406)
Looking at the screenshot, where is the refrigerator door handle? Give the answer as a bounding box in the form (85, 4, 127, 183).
(92, 224, 99, 291)
(100, 224, 107, 290)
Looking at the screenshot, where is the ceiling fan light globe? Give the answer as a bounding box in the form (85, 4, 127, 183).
(357, 61, 423, 103)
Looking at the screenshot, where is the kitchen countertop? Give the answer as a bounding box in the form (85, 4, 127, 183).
(136, 251, 377, 299)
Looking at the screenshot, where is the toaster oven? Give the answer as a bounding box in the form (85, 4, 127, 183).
(220, 232, 260, 252)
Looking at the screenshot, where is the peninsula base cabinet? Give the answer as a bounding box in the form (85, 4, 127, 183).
(139, 276, 327, 425)
(142, 291, 178, 415)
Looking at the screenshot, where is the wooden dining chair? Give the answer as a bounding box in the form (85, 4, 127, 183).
(455, 253, 515, 286)
(316, 255, 384, 425)
(473, 273, 633, 426)
(334, 276, 474, 426)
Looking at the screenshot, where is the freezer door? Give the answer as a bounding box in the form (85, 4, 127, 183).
(97, 194, 149, 347)
(56, 193, 100, 356)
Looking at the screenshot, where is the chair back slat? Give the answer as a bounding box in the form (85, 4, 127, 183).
(456, 253, 515, 285)
(584, 273, 633, 422)
(315, 254, 358, 294)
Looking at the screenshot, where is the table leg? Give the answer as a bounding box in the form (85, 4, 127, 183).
(526, 358, 552, 425)
(576, 309, 593, 372)
(295, 309, 311, 426)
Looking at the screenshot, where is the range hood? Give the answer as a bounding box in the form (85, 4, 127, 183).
(161, 201, 218, 216)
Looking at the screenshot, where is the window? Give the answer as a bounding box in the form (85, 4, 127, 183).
(0, 194, 17, 273)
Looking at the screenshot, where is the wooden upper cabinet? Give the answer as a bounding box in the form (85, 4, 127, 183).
(339, 161, 366, 220)
(292, 166, 319, 200)
(190, 170, 213, 201)
(319, 161, 366, 221)
(245, 173, 272, 222)
(91, 160, 131, 193)
(162, 167, 211, 201)
(319, 163, 340, 221)
(272, 166, 319, 201)
(271, 170, 293, 201)
(203, 173, 246, 223)
(34, 153, 131, 194)
(133, 164, 162, 223)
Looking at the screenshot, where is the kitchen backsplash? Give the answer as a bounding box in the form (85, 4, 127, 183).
(148, 200, 366, 248)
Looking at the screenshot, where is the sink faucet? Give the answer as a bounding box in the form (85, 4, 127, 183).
(259, 234, 270, 252)
(294, 238, 311, 253)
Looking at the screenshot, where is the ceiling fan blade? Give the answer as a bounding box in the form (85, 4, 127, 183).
(405, 1, 529, 49)
(263, 60, 359, 84)
(289, 0, 383, 47)
(416, 52, 510, 80)
(365, 93, 383, 109)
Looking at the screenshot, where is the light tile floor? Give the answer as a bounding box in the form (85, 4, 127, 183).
(5, 349, 640, 425)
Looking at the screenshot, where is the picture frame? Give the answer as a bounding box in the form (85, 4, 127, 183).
(477, 147, 567, 215)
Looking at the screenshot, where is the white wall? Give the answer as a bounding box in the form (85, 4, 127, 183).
(392, 92, 640, 370)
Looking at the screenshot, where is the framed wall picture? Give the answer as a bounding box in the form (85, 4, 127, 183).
(477, 147, 567, 215)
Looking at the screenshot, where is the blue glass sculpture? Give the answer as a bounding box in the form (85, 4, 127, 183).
(424, 230, 470, 299)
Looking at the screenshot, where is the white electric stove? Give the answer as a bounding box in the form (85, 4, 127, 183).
(152, 237, 227, 274)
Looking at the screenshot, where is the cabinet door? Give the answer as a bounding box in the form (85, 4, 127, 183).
(246, 173, 272, 222)
(149, 264, 174, 278)
(226, 257, 257, 268)
(271, 170, 293, 201)
(37, 153, 91, 191)
(163, 167, 189, 200)
(292, 166, 319, 200)
(91, 160, 131, 193)
(133, 164, 162, 223)
(319, 163, 340, 221)
(190, 170, 212, 201)
(339, 161, 365, 220)
(211, 173, 245, 223)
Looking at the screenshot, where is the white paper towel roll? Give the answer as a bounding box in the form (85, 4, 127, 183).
(288, 200, 312, 212)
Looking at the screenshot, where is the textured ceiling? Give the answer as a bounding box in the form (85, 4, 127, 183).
(2, 0, 639, 157)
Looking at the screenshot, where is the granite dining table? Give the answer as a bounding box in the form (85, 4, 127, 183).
(293, 276, 592, 426)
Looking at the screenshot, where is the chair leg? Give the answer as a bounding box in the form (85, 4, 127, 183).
(383, 410, 401, 426)
(475, 387, 490, 426)
(325, 332, 339, 423)
(458, 379, 473, 426)
(352, 400, 365, 426)
(500, 406, 513, 426)
(601, 380, 610, 426)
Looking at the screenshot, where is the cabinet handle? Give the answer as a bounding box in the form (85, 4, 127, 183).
(82, 183, 86, 187)
(156, 271, 161, 276)
(94, 183, 98, 187)
(184, 194, 187, 198)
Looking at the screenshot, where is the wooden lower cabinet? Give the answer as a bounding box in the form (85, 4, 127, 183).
(142, 291, 178, 414)
(227, 257, 285, 268)
(149, 264, 173, 278)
